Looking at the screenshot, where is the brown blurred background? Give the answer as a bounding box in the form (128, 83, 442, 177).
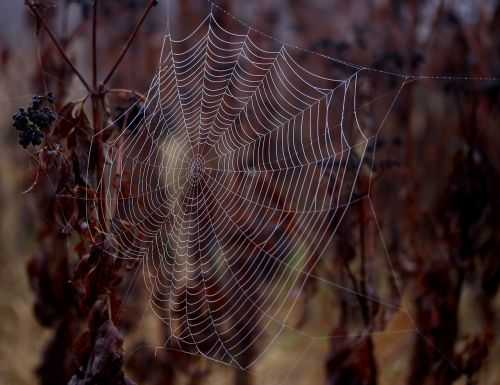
(0, 1, 499, 384)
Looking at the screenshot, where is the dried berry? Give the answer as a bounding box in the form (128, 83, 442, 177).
(12, 92, 55, 148)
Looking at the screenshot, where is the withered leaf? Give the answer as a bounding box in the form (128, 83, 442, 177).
(72, 238, 123, 314)
(68, 320, 136, 385)
(68, 110, 97, 189)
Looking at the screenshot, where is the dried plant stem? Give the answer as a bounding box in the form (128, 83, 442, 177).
(92, 95, 108, 233)
(25, 0, 158, 235)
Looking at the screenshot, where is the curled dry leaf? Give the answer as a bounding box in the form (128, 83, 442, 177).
(72, 240, 119, 314)
(69, 320, 136, 385)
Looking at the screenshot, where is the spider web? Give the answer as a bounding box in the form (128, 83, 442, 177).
(90, 3, 424, 383)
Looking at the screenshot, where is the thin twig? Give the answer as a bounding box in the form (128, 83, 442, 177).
(25, 0, 92, 92)
(106, 88, 146, 100)
(102, 0, 158, 85)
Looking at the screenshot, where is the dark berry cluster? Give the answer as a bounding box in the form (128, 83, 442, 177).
(12, 92, 55, 148)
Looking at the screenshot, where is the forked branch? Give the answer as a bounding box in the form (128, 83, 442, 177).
(25, 0, 92, 92)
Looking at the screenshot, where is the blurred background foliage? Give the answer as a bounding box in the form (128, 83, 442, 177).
(0, 1, 499, 384)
